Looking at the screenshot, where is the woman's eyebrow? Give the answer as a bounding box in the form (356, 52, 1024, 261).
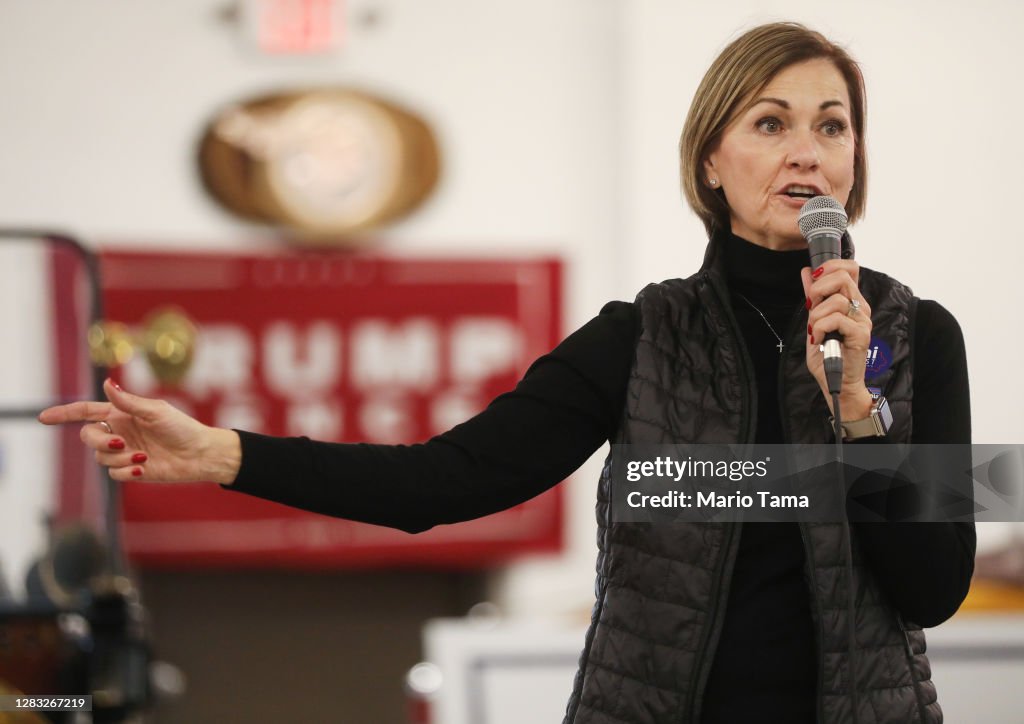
(751, 97, 846, 111)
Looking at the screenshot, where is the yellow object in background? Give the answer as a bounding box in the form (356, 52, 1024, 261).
(960, 578, 1024, 612)
(88, 306, 199, 387)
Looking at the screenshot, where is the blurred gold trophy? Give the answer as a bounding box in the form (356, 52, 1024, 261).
(88, 307, 198, 386)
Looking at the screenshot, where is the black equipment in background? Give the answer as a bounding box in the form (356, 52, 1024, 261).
(0, 231, 183, 723)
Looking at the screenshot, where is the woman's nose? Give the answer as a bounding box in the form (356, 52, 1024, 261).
(785, 130, 820, 169)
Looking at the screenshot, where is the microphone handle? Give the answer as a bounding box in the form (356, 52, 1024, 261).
(807, 230, 844, 394)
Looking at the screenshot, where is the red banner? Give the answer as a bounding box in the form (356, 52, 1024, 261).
(98, 250, 563, 569)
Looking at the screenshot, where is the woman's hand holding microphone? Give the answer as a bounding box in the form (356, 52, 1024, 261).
(37, 378, 241, 485)
(801, 259, 874, 421)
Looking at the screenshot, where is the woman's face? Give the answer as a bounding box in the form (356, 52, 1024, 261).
(704, 59, 856, 250)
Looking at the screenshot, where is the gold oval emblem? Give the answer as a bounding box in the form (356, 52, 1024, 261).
(198, 89, 440, 243)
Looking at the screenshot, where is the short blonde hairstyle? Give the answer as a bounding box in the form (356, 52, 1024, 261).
(680, 22, 867, 237)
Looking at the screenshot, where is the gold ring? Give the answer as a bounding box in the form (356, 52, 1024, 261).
(97, 420, 113, 435)
(847, 299, 861, 317)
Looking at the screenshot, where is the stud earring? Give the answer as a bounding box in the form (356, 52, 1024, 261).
(709, 179, 718, 186)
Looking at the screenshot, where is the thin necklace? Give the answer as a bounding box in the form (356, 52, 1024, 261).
(735, 292, 785, 354)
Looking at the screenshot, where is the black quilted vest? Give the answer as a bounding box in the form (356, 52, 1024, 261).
(562, 234, 942, 724)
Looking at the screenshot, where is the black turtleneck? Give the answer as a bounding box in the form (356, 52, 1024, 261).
(225, 232, 974, 722)
(722, 230, 811, 443)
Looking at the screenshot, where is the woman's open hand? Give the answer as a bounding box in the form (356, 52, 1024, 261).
(801, 259, 874, 420)
(37, 379, 241, 485)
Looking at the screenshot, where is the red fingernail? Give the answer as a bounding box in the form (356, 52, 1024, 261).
(808, 324, 813, 336)
(131, 453, 148, 464)
(805, 297, 812, 310)
(132, 467, 143, 477)
(810, 334, 815, 344)
(112, 380, 123, 391)
(108, 439, 125, 450)
(812, 266, 824, 279)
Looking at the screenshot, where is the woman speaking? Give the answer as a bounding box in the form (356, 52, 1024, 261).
(40, 21, 974, 724)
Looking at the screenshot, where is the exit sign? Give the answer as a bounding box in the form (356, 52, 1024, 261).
(245, 0, 346, 55)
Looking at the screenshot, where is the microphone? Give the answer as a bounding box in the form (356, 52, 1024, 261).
(799, 196, 863, 724)
(26, 523, 110, 607)
(798, 196, 848, 395)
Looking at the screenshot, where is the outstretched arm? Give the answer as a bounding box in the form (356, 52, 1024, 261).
(221, 302, 636, 532)
(39, 302, 638, 534)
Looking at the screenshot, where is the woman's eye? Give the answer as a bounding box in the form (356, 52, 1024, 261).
(821, 120, 847, 137)
(756, 117, 782, 134)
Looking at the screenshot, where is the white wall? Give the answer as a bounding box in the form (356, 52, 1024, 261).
(0, 0, 1021, 615)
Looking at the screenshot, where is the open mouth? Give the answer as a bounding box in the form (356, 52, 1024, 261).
(779, 184, 822, 199)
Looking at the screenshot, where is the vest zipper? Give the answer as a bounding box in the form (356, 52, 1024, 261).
(777, 305, 829, 724)
(702, 272, 757, 444)
(798, 523, 828, 724)
(683, 275, 755, 723)
(684, 523, 742, 723)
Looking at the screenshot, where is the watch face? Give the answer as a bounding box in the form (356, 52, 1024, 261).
(198, 89, 440, 243)
(875, 397, 893, 430)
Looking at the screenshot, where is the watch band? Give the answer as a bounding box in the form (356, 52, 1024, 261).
(835, 396, 892, 440)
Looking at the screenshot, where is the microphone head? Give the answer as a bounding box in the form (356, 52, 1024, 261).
(798, 196, 848, 240)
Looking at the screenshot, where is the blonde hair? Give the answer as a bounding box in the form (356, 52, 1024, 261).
(680, 22, 867, 236)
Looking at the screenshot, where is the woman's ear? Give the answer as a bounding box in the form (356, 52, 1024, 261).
(703, 156, 719, 189)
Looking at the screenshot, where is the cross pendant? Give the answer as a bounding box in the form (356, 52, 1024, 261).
(776, 340, 785, 354)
